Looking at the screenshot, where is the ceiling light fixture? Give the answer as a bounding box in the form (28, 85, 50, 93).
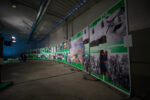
(11, 36, 16, 43)
(12, 40, 16, 43)
(12, 36, 16, 39)
(10, 0, 17, 8)
(12, 4, 17, 8)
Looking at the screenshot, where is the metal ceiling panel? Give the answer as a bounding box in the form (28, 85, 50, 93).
(0, 0, 101, 41)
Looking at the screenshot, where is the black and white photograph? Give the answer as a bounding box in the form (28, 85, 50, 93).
(90, 53, 101, 75)
(90, 50, 108, 75)
(107, 52, 130, 90)
(90, 23, 107, 47)
(103, 6, 127, 43)
(89, 26, 97, 47)
(83, 26, 89, 44)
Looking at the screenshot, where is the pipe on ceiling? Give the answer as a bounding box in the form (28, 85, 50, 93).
(37, 0, 87, 41)
(28, 0, 51, 42)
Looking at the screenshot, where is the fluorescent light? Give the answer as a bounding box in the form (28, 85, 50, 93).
(11, 36, 16, 43)
(12, 5, 17, 8)
(12, 40, 16, 43)
(12, 36, 16, 39)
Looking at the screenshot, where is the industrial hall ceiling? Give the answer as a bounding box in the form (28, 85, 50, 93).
(0, 0, 100, 41)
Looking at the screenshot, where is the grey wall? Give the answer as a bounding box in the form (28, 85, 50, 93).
(38, 0, 150, 98)
(129, 29, 150, 99)
(127, 0, 150, 99)
(128, 0, 150, 31)
(38, 23, 67, 47)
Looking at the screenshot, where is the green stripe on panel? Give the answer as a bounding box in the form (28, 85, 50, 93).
(99, 41, 124, 47)
(110, 46, 128, 53)
(106, 0, 124, 15)
(89, 17, 102, 28)
(71, 32, 83, 41)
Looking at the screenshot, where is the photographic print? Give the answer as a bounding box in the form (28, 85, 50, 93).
(84, 54, 90, 72)
(56, 53, 64, 60)
(45, 47, 50, 53)
(49, 47, 51, 53)
(107, 52, 130, 90)
(68, 38, 71, 49)
(70, 35, 84, 65)
(64, 52, 68, 62)
(90, 26, 97, 47)
(90, 53, 100, 75)
(51, 47, 54, 53)
(41, 54, 49, 59)
(68, 54, 71, 64)
(37, 49, 40, 53)
(104, 6, 127, 43)
(63, 41, 67, 49)
(57, 43, 63, 51)
(95, 20, 107, 44)
(90, 21, 107, 47)
(99, 50, 108, 76)
(50, 54, 54, 59)
(89, 49, 108, 76)
(37, 54, 41, 58)
(83, 26, 89, 44)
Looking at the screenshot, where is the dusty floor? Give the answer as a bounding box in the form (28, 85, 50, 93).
(0, 60, 140, 100)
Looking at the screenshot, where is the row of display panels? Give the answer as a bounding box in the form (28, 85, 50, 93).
(25, 40, 69, 54)
(25, 0, 131, 95)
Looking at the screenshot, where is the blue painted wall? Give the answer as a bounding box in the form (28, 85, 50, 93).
(2, 34, 35, 58)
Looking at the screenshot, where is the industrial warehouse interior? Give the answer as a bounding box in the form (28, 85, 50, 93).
(0, 0, 150, 100)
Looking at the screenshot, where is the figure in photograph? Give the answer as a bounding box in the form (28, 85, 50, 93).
(99, 50, 108, 76)
(65, 53, 68, 62)
(84, 55, 90, 73)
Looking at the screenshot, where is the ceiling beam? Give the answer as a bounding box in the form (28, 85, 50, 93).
(28, 0, 51, 41)
(37, 0, 87, 41)
(17, 0, 63, 19)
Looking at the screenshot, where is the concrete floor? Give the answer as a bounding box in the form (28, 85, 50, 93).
(0, 60, 140, 100)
